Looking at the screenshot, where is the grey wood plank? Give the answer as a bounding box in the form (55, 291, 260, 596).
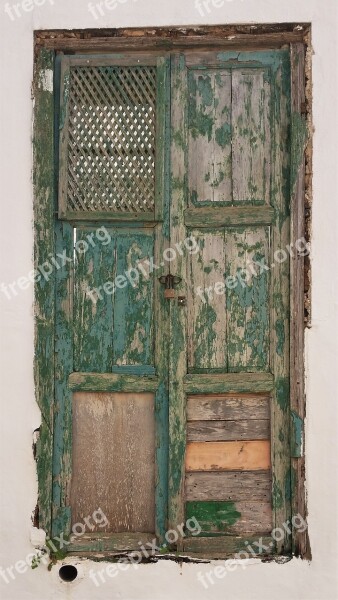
(187, 395, 270, 421)
(187, 419, 270, 441)
(185, 470, 272, 502)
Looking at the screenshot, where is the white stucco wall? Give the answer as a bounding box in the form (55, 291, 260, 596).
(0, 0, 337, 598)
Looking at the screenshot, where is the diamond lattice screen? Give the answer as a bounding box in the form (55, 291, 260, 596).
(64, 66, 157, 214)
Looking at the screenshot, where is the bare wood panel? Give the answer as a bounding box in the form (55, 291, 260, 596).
(188, 70, 231, 203)
(225, 227, 270, 370)
(187, 231, 226, 369)
(186, 441, 271, 471)
(71, 392, 155, 532)
(232, 69, 271, 203)
(187, 395, 270, 421)
(185, 470, 272, 502)
(187, 419, 270, 442)
(186, 500, 272, 534)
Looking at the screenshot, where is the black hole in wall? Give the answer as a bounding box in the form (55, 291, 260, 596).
(59, 565, 78, 582)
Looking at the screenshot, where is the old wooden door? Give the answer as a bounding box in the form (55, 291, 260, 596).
(53, 49, 291, 557)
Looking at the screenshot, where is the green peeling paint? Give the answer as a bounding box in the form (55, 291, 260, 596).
(291, 410, 303, 458)
(186, 501, 241, 533)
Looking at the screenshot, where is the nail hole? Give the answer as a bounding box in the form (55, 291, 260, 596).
(59, 565, 78, 582)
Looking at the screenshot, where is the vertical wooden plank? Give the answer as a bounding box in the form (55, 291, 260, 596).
(168, 54, 188, 544)
(226, 227, 270, 371)
(188, 70, 232, 203)
(71, 392, 155, 532)
(52, 221, 73, 536)
(187, 231, 227, 369)
(290, 42, 310, 558)
(154, 56, 171, 542)
(33, 47, 55, 534)
(270, 51, 292, 553)
(232, 68, 271, 204)
(74, 228, 115, 372)
(58, 55, 70, 219)
(113, 233, 154, 367)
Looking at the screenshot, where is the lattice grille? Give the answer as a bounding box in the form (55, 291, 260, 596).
(64, 66, 157, 213)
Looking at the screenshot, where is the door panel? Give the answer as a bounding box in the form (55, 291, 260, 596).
(74, 228, 155, 372)
(71, 391, 155, 532)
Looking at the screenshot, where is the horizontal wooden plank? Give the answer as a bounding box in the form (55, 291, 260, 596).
(184, 373, 274, 394)
(38, 31, 306, 52)
(60, 211, 156, 222)
(67, 532, 155, 553)
(187, 395, 270, 421)
(186, 501, 272, 534)
(186, 441, 271, 472)
(184, 206, 274, 227)
(187, 419, 270, 442)
(182, 535, 274, 556)
(69, 372, 159, 392)
(185, 470, 272, 502)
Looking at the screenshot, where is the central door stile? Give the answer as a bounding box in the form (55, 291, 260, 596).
(168, 54, 188, 547)
(154, 55, 171, 544)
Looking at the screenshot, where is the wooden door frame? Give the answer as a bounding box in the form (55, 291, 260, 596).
(33, 24, 311, 559)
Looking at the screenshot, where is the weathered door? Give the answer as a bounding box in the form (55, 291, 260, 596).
(168, 50, 291, 556)
(53, 49, 291, 556)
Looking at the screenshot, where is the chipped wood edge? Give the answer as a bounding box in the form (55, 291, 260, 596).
(290, 41, 311, 560)
(33, 48, 55, 535)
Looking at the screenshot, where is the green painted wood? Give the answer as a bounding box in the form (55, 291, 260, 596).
(188, 69, 232, 204)
(33, 47, 55, 535)
(69, 372, 159, 392)
(184, 205, 274, 227)
(186, 500, 272, 535)
(52, 220, 74, 537)
(232, 68, 271, 204)
(74, 229, 155, 371)
(269, 50, 292, 554)
(74, 227, 115, 372)
(61, 211, 156, 222)
(167, 54, 188, 547)
(184, 373, 274, 394)
(112, 233, 154, 367)
(225, 227, 270, 371)
(154, 56, 171, 543)
(187, 230, 227, 369)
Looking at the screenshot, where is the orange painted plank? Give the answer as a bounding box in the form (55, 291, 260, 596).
(185, 441, 271, 472)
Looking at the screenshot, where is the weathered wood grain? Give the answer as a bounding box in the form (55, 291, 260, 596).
(225, 227, 270, 370)
(290, 42, 309, 558)
(184, 206, 274, 228)
(71, 392, 155, 532)
(184, 373, 274, 394)
(186, 441, 271, 471)
(187, 231, 227, 369)
(187, 419, 270, 442)
(188, 70, 231, 203)
(187, 394, 270, 421)
(167, 55, 188, 544)
(69, 372, 159, 392)
(33, 47, 55, 534)
(232, 68, 271, 204)
(67, 532, 156, 553)
(74, 229, 154, 371)
(269, 52, 292, 554)
(186, 500, 272, 534)
(185, 470, 272, 502)
(182, 535, 274, 556)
